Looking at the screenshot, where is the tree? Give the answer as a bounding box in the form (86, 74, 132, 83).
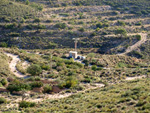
(27, 64, 42, 76)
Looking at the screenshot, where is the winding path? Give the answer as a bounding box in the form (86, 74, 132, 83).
(3, 52, 105, 109)
(3, 52, 147, 110)
(105, 33, 147, 55)
(119, 33, 147, 55)
(4, 52, 27, 78)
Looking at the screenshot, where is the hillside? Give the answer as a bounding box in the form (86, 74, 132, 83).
(0, 0, 150, 56)
(1, 0, 150, 112)
(0, 0, 37, 20)
(0, 48, 149, 112)
(6, 78, 150, 112)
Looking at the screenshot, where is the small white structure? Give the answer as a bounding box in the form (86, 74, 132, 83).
(69, 51, 77, 59)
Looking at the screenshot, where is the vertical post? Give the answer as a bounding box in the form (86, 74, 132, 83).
(74, 40, 77, 51)
(73, 38, 79, 52)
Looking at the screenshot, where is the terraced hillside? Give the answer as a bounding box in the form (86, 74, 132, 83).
(0, 0, 150, 55)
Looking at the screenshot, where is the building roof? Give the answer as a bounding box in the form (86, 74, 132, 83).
(69, 51, 77, 53)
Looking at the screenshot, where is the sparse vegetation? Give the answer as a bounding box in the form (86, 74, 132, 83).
(1, 0, 150, 112)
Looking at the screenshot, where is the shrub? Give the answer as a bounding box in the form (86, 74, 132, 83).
(27, 64, 42, 76)
(33, 18, 40, 23)
(96, 22, 103, 28)
(48, 42, 58, 49)
(117, 62, 127, 68)
(43, 85, 52, 93)
(65, 77, 78, 88)
(135, 22, 142, 26)
(41, 64, 50, 70)
(25, 0, 30, 5)
(59, 77, 78, 89)
(1, 78, 8, 86)
(115, 28, 127, 36)
(4, 23, 16, 29)
(78, 27, 85, 32)
(136, 35, 141, 40)
(136, 101, 146, 107)
(83, 60, 89, 66)
(117, 21, 126, 26)
(37, 24, 46, 29)
(19, 101, 36, 108)
(55, 23, 67, 29)
(7, 83, 31, 92)
(91, 32, 97, 36)
(30, 81, 43, 88)
(46, 19, 53, 23)
(21, 17, 25, 23)
(91, 65, 97, 71)
(82, 77, 91, 83)
(0, 42, 7, 47)
(0, 97, 7, 104)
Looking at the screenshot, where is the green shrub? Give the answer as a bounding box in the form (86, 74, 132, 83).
(1, 78, 8, 86)
(41, 64, 50, 70)
(0, 97, 7, 104)
(0, 42, 7, 47)
(115, 28, 127, 36)
(59, 77, 78, 89)
(91, 65, 97, 71)
(30, 81, 43, 88)
(136, 101, 146, 107)
(65, 77, 78, 88)
(82, 77, 91, 83)
(27, 64, 42, 76)
(25, 0, 30, 5)
(55, 23, 67, 29)
(30, 2, 43, 11)
(78, 27, 85, 32)
(91, 32, 97, 36)
(117, 21, 126, 26)
(7, 82, 31, 92)
(33, 18, 40, 23)
(117, 62, 127, 68)
(4, 23, 17, 29)
(37, 24, 46, 29)
(19, 101, 36, 108)
(136, 35, 141, 40)
(96, 22, 103, 28)
(43, 85, 52, 93)
(20, 17, 25, 23)
(135, 22, 142, 26)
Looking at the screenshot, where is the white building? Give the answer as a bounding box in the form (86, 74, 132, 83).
(69, 51, 77, 59)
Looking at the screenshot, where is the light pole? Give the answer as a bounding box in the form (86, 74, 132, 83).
(73, 38, 79, 51)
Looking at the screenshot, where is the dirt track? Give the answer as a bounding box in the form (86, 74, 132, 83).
(119, 33, 147, 55)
